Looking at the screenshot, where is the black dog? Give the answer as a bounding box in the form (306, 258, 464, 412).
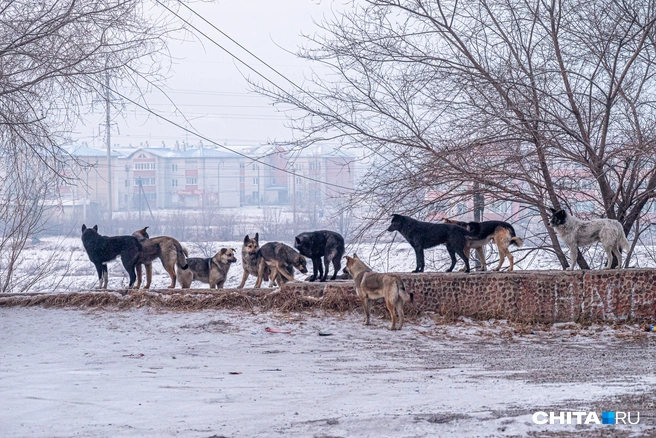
(81, 224, 142, 289)
(387, 214, 472, 273)
(294, 230, 345, 282)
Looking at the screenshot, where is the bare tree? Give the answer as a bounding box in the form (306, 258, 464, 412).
(256, 0, 656, 269)
(0, 0, 181, 291)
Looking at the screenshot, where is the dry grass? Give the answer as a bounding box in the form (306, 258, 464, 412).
(0, 286, 421, 320)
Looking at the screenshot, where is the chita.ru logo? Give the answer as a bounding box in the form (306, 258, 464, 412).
(532, 411, 640, 425)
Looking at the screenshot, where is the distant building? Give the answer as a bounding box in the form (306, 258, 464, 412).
(58, 142, 354, 214)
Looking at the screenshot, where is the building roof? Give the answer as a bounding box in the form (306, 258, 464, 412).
(63, 145, 120, 158)
(112, 147, 240, 159)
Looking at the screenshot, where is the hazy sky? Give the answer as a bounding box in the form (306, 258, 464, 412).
(75, 0, 341, 152)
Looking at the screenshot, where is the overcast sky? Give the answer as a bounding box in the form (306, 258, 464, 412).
(74, 0, 341, 152)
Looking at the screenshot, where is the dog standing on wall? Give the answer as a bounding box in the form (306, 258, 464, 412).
(344, 254, 413, 330)
(132, 227, 189, 289)
(255, 242, 308, 288)
(81, 224, 141, 289)
(177, 248, 237, 289)
(294, 230, 345, 282)
(238, 233, 269, 288)
(443, 219, 523, 271)
(548, 208, 630, 270)
(387, 214, 473, 272)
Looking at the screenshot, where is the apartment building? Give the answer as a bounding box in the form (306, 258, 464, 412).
(59, 142, 355, 213)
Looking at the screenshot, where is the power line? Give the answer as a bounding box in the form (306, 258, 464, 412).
(168, 0, 395, 167)
(103, 82, 354, 191)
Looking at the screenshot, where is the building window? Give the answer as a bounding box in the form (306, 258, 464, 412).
(253, 177, 259, 185)
(172, 179, 178, 187)
(186, 177, 198, 185)
(134, 162, 156, 170)
(172, 164, 178, 172)
(185, 160, 198, 169)
(239, 162, 245, 169)
(125, 180, 129, 187)
(239, 176, 245, 183)
(145, 193, 156, 201)
(135, 177, 155, 186)
(271, 177, 275, 185)
(295, 176, 302, 185)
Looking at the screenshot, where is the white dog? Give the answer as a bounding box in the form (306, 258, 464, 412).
(548, 208, 630, 270)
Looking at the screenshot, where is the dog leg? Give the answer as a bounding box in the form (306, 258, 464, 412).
(362, 298, 371, 325)
(603, 245, 615, 269)
(612, 245, 623, 269)
(412, 247, 423, 273)
(135, 264, 143, 289)
(331, 255, 341, 281)
(94, 263, 103, 289)
(568, 246, 578, 270)
(239, 269, 249, 289)
(396, 299, 405, 330)
(268, 265, 279, 287)
(309, 257, 319, 282)
(322, 256, 330, 282)
(457, 247, 470, 273)
(102, 265, 109, 289)
(495, 251, 506, 271)
(446, 246, 457, 272)
(476, 247, 487, 271)
(255, 260, 266, 288)
(163, 264, 176, 289)
(144, 263, 152, 289)
(506, 249, 515, 272)
(276, 263, 296, 282)
(386, 299, 397, 330)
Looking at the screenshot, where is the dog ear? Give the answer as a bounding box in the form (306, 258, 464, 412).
(220, 248, 227, 254)
(81, 224, 87, 232)
(549, 207, 557, 214)
(255, 233, 259, 243)
(345, 256, 353, 263)
(353, 253, 359, 259)
(295, 236, 301, 245)
(244, 235, 250, 245)
(93, 225, 98, 232)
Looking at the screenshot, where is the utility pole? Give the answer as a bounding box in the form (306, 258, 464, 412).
(292, 163, 296, 236)
(105, 72, 113, 219)
(473, 181, 484, 270)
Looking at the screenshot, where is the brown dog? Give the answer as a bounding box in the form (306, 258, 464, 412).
(255, 242, 307, 288)
(443, 219, 523, 271)
(177, 248, 237, 289)
(238, 233, 269, 288)
(343, 254, 413, 330)
(132, 227, 188, 288)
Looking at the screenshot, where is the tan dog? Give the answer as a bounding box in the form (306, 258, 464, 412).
(238, 233, 269, 288)
(343, 254, 413, 330)
(443, 219, 523, 271)
(255, 242, 308, 288)
(177, 248, 237, 289)
(132, 227, 188, 288)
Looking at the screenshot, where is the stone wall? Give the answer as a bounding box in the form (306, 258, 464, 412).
(283, 269, 656, 323)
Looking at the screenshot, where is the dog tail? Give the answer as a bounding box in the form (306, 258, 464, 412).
(174, 242, 188, 270)
(398, 277, 413, 303)
(619, 235, 630, 253)
(506, 225, 523, 247)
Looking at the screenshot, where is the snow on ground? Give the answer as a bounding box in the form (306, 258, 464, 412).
(13, 234, 656, 294)
(1, 308, 654, 437)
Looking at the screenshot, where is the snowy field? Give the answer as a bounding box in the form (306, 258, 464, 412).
(1, 308, 654, 437)
(10, 234, 656, 293)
